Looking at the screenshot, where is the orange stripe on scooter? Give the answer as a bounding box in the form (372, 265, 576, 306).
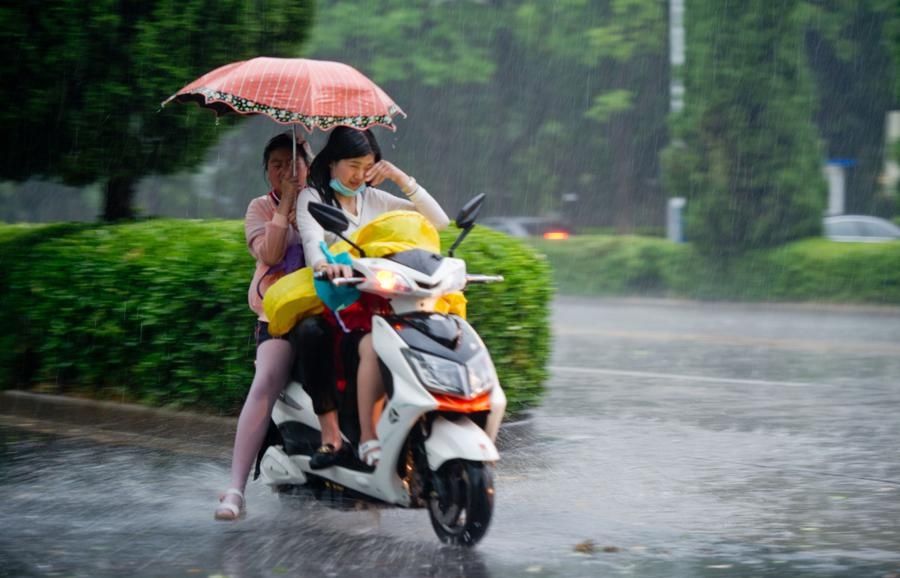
(432, 392, 492, 413)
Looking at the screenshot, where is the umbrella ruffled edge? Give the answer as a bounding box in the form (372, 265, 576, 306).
(168, 88, 406, 132)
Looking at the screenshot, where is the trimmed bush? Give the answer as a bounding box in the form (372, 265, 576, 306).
(0, 220, 552, 414)
(1, 220, 253, 411)
(533, 235, 900, 304)
(532, 235, 684, 295)
(451, 227, 553, 411)
(722, 239, 900, 303)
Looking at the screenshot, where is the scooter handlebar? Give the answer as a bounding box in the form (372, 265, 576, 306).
(332, 277, 366, 287)
(465, 274, 504, 284)
(312, 271, 364, 286)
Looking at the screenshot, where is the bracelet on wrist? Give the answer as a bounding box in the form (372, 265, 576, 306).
(401, 177, 417, 196)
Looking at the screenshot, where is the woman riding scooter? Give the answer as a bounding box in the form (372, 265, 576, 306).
(297, 126, 449, 468)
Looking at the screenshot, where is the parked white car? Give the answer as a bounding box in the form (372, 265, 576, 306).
(823, 215, 900, 242)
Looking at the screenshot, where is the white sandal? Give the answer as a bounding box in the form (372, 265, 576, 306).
(358, 439, 381, 467)
(214, 488, 245, 521)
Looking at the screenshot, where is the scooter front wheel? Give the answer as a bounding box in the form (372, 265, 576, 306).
(428, 459, 494, 546)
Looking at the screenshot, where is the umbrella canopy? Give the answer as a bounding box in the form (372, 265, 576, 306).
(162, 57, 405, 131)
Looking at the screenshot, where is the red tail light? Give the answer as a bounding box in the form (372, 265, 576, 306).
(543, 230, 570, 240)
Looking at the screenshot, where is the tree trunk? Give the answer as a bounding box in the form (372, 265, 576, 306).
(103, 174, 136, 221)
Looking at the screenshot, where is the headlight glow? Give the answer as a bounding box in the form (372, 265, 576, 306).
(371, 267, 413, 293)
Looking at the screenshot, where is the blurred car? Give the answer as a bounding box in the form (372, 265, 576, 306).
(480, 216, 573, 240)
(823, 215, 900, 242)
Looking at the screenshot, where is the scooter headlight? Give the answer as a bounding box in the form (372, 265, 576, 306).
(370, 266, 414, 293)
(466, 349, 499, 396)
(402, 349, 497, 399)
(403, 349, 468, 397)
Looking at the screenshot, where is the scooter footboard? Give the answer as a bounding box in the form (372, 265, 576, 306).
(424, 415, 500, 470)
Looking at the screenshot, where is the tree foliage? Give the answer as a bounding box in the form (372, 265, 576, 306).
(0, 0, 314, 220)
(804, 0, 898, 215)
(663, 0, 900, 255)
(662, 0, 826, 256)
(4, 0, 896, 233)
(307, 0, 669, 229)
(884, 0, 900, 204)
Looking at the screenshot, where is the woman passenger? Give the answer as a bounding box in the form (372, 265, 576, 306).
(215, 132, 311, 521)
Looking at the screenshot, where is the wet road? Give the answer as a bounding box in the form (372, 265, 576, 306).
(2, 297, 900, 577)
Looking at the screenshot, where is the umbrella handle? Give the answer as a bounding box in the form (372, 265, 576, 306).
(292, 125, 298, 177)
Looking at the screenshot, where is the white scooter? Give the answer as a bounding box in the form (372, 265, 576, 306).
(259, 194, 506, 546)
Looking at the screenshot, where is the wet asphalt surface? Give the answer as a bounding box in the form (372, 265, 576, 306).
(1, 296, 899, 578)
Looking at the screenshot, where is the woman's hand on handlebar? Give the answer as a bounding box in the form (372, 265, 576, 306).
(315, 262, 353, 280)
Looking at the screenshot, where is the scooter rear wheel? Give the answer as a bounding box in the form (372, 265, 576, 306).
(428, 459, 494, 546)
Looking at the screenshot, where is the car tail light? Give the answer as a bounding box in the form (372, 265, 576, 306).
(543, 230, 570, 240)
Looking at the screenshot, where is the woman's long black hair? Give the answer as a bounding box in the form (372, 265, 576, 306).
(308, 126, 381, 207)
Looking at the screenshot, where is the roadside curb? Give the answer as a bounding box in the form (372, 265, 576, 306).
(1, 390, 235, 425)
(0, 390, 236, 459)
(0, 390, 531, 453)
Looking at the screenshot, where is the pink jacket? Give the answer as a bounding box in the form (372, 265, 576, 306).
(244, 194, 301, 321)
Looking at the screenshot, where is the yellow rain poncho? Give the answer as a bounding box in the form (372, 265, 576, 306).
(263, 210, 466, 336)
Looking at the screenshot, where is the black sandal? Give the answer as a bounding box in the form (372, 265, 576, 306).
(309, 443, 346, 470)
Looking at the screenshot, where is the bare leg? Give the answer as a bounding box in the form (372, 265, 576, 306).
(357, 333, 384, 445)
(318, 409, 342, 448)
(218, 337, 293, 518)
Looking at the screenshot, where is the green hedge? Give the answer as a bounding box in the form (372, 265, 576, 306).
(533, 235, 900, 303)
(452, 227, 553, 411)
(0, 221, 552, 414)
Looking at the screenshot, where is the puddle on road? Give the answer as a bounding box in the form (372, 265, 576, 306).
(2, 414, 899, 578)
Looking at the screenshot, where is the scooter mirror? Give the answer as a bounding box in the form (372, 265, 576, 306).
(308, 202, 349, 234)
(455, 193, 486, 230)
(448, 193, 486, 257)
